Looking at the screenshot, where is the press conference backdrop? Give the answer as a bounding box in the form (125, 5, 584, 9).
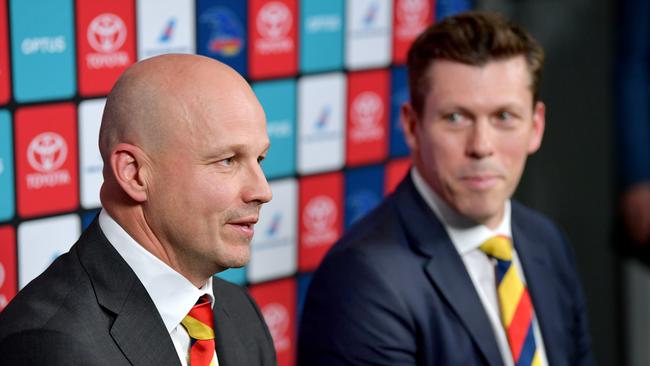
(0, 0, 475, 364)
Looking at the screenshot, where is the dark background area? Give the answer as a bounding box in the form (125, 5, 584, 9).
(477, 0, 617, 364)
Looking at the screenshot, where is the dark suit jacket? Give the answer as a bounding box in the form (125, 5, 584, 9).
(298, 175, 595, 366)
(0, 219, 277, 366)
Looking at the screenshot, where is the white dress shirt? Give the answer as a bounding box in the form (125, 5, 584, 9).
(411, 169, 548, 366)
(98, 210, 219, 366)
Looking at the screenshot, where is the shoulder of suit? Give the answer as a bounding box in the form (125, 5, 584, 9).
(510, 199, 569, 251)
(0, 245, 89, 340)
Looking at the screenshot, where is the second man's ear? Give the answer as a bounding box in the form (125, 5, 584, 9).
(401, 102, 420, 152)
(110, 143, 150, 203)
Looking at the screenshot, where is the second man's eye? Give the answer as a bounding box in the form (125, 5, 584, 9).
(445, 112, 463, 123)
(497, 111, 512, 120)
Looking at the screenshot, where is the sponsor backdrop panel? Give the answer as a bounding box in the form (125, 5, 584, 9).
(392, 0, 433, 64)
(297, 72, 346, 175)
(15, 104, 79, 218)
(0, 110, 14, 222)
(253, 78, 297, 180)
(0, 225, 16, 311)
(10, 0, 76, 102)
(76, 0, 136, 97)
(249, 178, 298, 284)
(344, 0, 392, 70)
(17, 214, 80, 289)
(136, 0, 196, 60)
(249, 278, 297, 366)
(390, 65, 411, 157)
(385, 156, 411, 193)
(298, 172, 343, 272)
(82, 209, 100, 230)
(0, 1, 10, 104)
(197, 0, 248, 76)
(249, 0, 298, 80)
(78, 99, 106, 209)
(0, 2, 471, 364)
(344, 164, 384, 229)
(299, 0, 344, 74)
(346, 69, 390, 167)
(215, 266, 247, 286)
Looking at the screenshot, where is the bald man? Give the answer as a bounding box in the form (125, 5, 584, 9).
(0, 55, 277, 366)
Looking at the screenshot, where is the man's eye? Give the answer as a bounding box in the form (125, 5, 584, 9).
(218, 157, 234, 166)
(444, 112, 464, 123)
(497, 111, 512, 120)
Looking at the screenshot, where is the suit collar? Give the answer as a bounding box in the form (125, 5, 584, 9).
(210, 279, 254, 366)
(393, 176, 505, 366)
(98, 210, 214, 333)
(76, 219, 181, 366)
(511, 207, 562, 365)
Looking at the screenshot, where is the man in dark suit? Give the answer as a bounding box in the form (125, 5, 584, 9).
(298, 11, 595, 366)
(0, 54, 276, 365)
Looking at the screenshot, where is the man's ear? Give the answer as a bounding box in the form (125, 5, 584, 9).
(109, 143, 149, 203)
(401, 102, 420, 152)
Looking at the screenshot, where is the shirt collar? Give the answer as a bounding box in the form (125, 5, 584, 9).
(410, 168, 512, 255)
(98, 209, 214, 332)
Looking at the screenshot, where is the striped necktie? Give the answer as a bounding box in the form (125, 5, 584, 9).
(480, 235, 541, 366)
(181, 295, 217, 366)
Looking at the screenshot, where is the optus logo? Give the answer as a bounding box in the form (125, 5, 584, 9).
(87, 13, 127, 53)
(27, 132, 67, 173)
(262, 303, 291, 352)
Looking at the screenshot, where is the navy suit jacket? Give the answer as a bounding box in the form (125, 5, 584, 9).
(0, 219, 276, 366)
(298, 175, 595, 365)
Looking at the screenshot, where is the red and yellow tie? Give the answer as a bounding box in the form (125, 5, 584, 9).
(480, 236, 541, 366)
(181, 295, 217, 366)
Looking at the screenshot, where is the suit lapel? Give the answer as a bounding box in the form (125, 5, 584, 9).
(78, 220, 181, 366)
(393, 177, 504, 366)
(511, 210, 563, 366)
(211, 286, 248, 366)
(109, 286, 181, 366)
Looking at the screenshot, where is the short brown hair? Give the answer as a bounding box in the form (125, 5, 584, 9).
(406, 11, 544, 117)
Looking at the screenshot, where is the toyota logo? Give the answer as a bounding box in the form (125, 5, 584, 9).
(87, 13, 127, 53)
(27, 132, 68, 173)
(352, 92, 383, 129)
(397, 0, 429, 25)
(256, 2, 292, 40)
(304, 196, 337, 233)
(262, 303, 289, 340)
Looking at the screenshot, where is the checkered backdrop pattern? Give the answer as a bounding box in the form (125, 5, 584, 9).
(0, 0, 472, 364)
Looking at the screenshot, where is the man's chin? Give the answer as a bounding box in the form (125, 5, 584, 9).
(456, 201, 504, 227)
(218, 249, 251, 269)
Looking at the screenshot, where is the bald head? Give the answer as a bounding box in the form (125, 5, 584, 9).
(97, 54, 271, 286)
(99, 54, 257, 164)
